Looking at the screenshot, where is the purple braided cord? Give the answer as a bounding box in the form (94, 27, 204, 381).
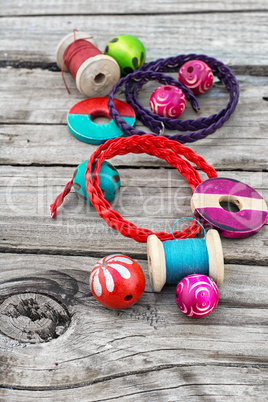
(108, 54, 239, 143)
(130, 54, 238, 132)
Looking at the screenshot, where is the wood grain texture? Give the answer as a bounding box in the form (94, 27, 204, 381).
(0, 254, 267, 398)
(0, 166, 267, 264)
(1, 0, 268, 16)
(1, 13, 268, 68)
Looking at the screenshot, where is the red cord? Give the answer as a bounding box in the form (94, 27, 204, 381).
(50, 135, 217, 240)
(50, 179, 73, 218)
(83, 134, 217, 242)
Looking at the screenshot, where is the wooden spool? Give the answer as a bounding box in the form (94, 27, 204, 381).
(147, 229, 224, 292)
(55, 31, 120, 98)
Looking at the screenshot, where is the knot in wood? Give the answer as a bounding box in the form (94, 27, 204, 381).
(0, 293, 71, 343)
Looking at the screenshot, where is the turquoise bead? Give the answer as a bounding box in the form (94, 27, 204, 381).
(73, 160, 120, 204)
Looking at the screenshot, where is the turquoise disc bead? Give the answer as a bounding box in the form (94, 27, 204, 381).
(67, 97, 136, 145)
(73, 160, 121, 204)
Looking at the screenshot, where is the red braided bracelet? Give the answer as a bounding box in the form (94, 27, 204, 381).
(83, 134, 217, 242)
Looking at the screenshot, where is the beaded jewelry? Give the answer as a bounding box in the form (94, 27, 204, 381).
(108, 54, 239, 143)
(50, 134, 217, 240)
(83, 134, 218, 242)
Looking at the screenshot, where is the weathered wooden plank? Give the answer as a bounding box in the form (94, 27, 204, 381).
(1, 69, 267, 125)
(0, 69, 267, 170)
(1, 124, 267, 170)
(0, 254, 267, 394)
(1, 122, 268, 171)
(0, 366, 267, 401)
(1, 13, 268, 67)
(1, 0, 268, 16)
(1, 254, 267, 308)
(0, 166, 267, 263)
(2, 213, 267, 264)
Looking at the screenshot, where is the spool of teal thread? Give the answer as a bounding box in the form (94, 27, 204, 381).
(163, 238, 209, 284)
(147, 218, 224, 292)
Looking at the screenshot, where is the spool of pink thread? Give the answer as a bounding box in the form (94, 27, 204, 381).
(175, 274, 219, 318)
(149, 85, 186, 118)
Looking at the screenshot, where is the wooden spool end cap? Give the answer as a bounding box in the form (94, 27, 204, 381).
(147, 235, 166, 292)
(55, 31, 97, 71)
(76, 55, 120, 98)
(206, 229, 224, 286)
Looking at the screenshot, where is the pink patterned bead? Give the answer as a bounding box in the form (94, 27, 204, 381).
(178, 60, 214, 95)
(149, 85, 186, 118)
(175, 274, 219, 318)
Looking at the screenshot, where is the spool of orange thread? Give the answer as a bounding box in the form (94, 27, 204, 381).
(56, 31, 120, 98)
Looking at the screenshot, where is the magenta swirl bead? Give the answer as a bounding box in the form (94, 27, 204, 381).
(149, 85, 186, 118)
(175, 274, 219, 318)
(178, 60, 213, 95)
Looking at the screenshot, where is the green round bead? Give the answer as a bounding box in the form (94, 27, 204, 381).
(104, 34, 146, 76)
(73, 160, 121, 204)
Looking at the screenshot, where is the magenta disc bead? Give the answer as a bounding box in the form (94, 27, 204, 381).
(149, 85, 186, 118)
(175, 274, 219, 318)
(178, 60, 213, 95)
(191, 177, 268, 238)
